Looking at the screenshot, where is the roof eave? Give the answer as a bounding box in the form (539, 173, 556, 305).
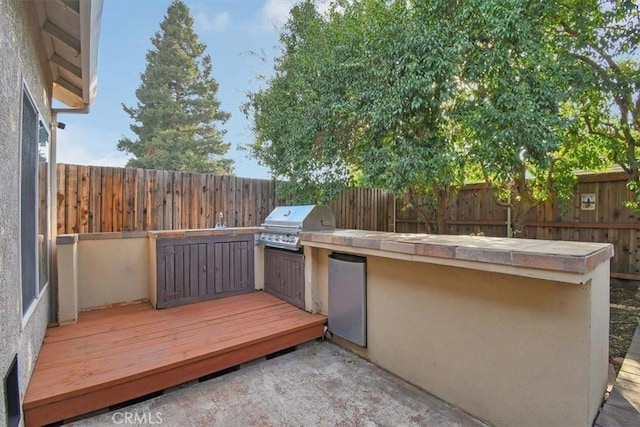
(79, 0, 103, 106)
(42, 0, 103, 108)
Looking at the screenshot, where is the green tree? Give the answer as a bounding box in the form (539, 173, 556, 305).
(118, 0, 233, 174)
(552, 0, 639, 207)
(245, 0, 467, 232)
(453, 0, 579, 234)
(247, 0, 630, 233)
(245, 1, 359, 204)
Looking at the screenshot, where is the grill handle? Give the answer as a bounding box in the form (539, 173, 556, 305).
(260, 223, 300, 230)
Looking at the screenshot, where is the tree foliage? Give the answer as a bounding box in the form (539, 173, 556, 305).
(245, 0, 468, 230)
(246, 0, 640, 232)
(118, 0, 233, 174)
(552, 0, 640, 207)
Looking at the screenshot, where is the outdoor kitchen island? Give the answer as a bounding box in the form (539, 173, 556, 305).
(300, 229, 613, 427)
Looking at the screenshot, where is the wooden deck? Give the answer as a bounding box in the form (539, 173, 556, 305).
(595, 324, 640, 427)
(23, 292, 326, 427)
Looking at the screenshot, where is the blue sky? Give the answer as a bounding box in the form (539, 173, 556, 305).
(56, 0, 324, 179)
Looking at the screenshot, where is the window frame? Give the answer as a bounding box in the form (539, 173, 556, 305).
(19, 82, 50, 326)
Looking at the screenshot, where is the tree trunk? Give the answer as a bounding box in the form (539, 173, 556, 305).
(436, 188, 447, 234)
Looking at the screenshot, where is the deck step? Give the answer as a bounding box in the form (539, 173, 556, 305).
(596, 325, 640, 427)
(23, 292, 326, 427)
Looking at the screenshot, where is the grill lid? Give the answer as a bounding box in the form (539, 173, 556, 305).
(262, 205, 335, 231)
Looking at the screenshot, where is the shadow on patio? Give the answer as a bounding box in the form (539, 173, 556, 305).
(66, 341, 486, 427)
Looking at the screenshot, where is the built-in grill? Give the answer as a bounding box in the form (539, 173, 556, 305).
(260, 205, 335, 309)
(259, 205, 335, 251)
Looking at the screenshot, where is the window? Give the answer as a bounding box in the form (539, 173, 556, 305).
(20, 88, 49, 316)
(38, 121, 49, 290)
(4, 356, 20, 427)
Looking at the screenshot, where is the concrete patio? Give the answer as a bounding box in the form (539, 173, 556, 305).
(67, 341, 486, 426)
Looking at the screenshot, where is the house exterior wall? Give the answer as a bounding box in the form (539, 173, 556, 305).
(306, 245, 609, 427)
(0, 0, 53, 424)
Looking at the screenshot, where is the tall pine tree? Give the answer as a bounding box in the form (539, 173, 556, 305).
(118, 0, 233, 173)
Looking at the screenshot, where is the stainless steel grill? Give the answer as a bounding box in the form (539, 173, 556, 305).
(259, 205, 335, 250)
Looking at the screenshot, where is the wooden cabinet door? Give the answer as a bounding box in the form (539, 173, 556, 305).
(156, 235, 254, 308)
(264, 247, 305, 309)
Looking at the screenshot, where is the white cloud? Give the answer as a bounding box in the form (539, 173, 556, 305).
(56, 125, 130, 167)
(262, 0, 296, 27)
(315, 0, 333, 15)
(195, 11, 230, 33)
(260, 0, 333, 31)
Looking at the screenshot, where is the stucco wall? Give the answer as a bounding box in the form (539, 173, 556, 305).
(0, 0, 52, 424)
(589, 262, 611, 423)
(77, 237, 151, 310)
(309, 247, 609, 427)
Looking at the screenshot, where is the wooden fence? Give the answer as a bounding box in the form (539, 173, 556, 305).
(53, 164, 395, 234)
(396, 172, 640, 279)
(51, 164, 639, 279)
(330, 187, 395, 232)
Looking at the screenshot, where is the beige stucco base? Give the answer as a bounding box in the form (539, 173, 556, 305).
(57, 240, 79, 325)
(78, 237, 150, 310)
(307, 247, 609, 427)
(254, 244, 264, 291)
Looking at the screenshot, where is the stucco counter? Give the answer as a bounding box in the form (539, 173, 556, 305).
(299, 229, 613, 427)
(301, 229, 613, 284)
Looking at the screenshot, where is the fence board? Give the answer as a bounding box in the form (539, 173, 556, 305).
(161, 171, 170, 230)
(56, 164, 65, 234)
(78, 166, 90, 233)
(113, 167, 124, 232)
(102, 168, 113, 232)
(66, 164, 78, 234)
(397, 172, 639, 277)
(136, 168, 146, 231)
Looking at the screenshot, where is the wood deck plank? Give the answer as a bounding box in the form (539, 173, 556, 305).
(616, 370, 640, 386)
(620, 358, 640, 376)
(32, 307, 317, 380)
(40, 303, 304, 360)
(45, 291, 280, 343)
(24, 292, 326, 426)
(38, 303, 295, 365)
(597, 324, 640, 427)
(24, 325, 323, 427)
(28, 314, 323, 403)
(28, 302, 322, 396)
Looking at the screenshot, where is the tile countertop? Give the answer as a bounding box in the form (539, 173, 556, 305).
(57, 227, 263, 244)
(300, 229, 614, 275)
(148, 227, 262, 239)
